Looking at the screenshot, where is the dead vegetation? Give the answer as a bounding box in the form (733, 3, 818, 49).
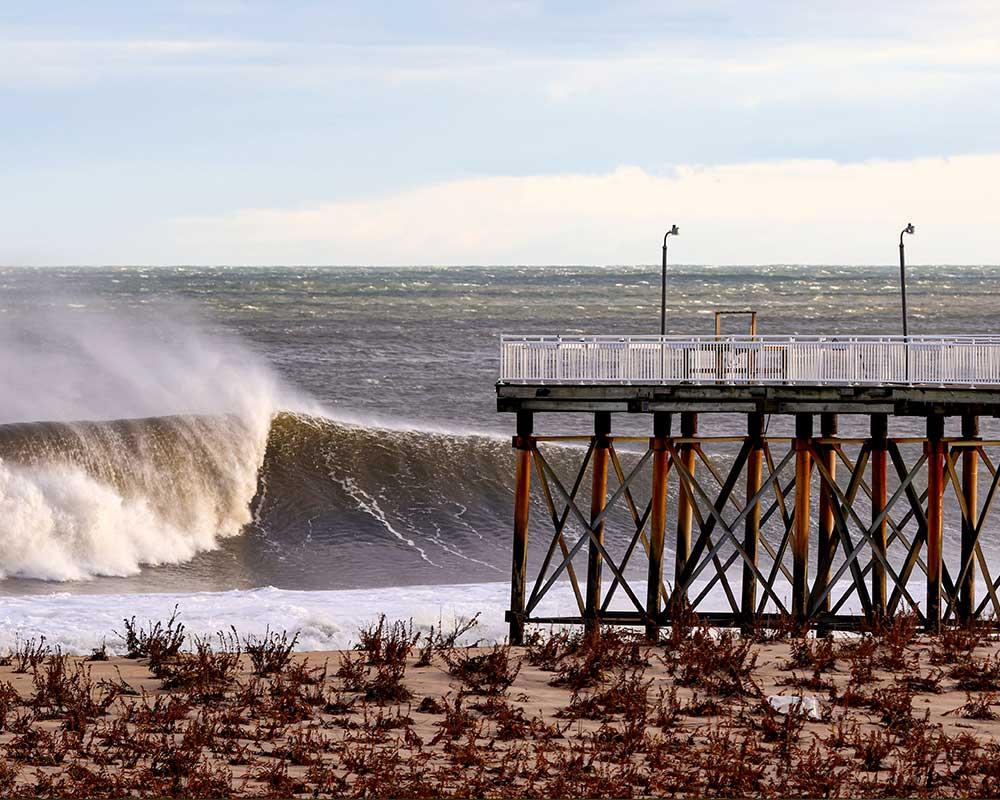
(0, 611, 999, 797)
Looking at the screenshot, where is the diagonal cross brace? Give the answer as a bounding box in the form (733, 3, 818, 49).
(670, 444, 792, 617)
(528, 448, 651, 618)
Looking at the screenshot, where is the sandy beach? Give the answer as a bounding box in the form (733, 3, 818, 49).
(2, 614, 1000, 798)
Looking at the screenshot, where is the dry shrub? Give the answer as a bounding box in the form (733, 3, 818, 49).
(674, 628, 759, 697)
(10, 636, 50, 674)
(782, 636, 836, 673)
(948, 691, 1000, 720)
(652, 686, 680, 730)
(122, 693, 192, 733)
(746, 697, 808, 760)
(116, 606, 185, 667)
(820, 715, 860, 750)
(431, 694, 477, 743)
(471, 697, 532, 740)
(0, 681, 22, 732)
(777, 667, 834, 693)
(782, 739, 850, 797)
(679, 692, 724, 717)
(696, 727, 768, 797)
(899, 667, 945, 694)
(866, 612, 920, 670)
(851, 727, 895, 771)
(183, 760, 235, 799)
(356, 616, 419, 667)
(0, 760, 18, 798)
(930, 621, 994, 665)
(883, 724, 949, 797)
(525, 628, 569, 670)
(366, 662, 413, 704)
(87, 640, 109, 662)
(335, 649, 410, 703)
(550, 628, 648, 691)
(951, 652, 1000, 692)
(270, 727, 330, 765)
(558, 668, 650, 721)
(416, 612, 480, 667)
(441, 643, 522, 695)
(31, 653, 117, 732)
(838, 634, 877, 683)
(869, 682, 917, 728)
(6, 726, 72, 765)
(744, 612, 803, 643)
(155, 632, 241, 704)
(417, 695, 444, 714)
(248, 760, 307, 798)
(243, 627, 299, 676)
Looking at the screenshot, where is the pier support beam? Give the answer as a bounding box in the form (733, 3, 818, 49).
(871, 413, 889, 618)
(741, 412, 765, 631)
(585, 412, 611, 634)
(509, 411, 533, 645)
(792, 413, 813, 626)
(673, 412, 698, 612)
(961, 414, 979, 624)
(926, 414, 946, 632)
(816, 413, 837, 618)
(645, 412, 671, 642)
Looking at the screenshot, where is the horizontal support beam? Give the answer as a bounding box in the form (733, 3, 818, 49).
(499, 383, 1000, 416)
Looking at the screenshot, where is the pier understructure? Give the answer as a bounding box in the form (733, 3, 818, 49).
(498, 335, 1000, 642)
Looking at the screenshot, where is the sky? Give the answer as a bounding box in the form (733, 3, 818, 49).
(3, 1, 1000, 266)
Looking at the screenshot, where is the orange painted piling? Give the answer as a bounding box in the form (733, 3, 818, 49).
(816, 413, 837, 617)
(871, 413, 889, 617)
(645, 412, 671, 642)
(961, 414, 979, 623)
(673, 412, 698, 611)
(741, 412, 765, 630)
(585, 412, 611, 634)
(792, 413, 813, 626)
(509, 411, 533, 645)
(926, 414, 945, 632)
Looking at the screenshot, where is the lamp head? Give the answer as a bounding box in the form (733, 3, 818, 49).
(670, 224, 679, 236)
(903, 223, 915, 236)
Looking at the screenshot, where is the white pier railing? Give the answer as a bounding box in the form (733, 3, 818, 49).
(499, 335, 1000, 386)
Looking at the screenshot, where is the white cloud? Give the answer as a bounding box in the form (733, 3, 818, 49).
(170, 154, 1000, 265)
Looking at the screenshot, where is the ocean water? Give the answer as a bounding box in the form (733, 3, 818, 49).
(1, 264, 998, 650)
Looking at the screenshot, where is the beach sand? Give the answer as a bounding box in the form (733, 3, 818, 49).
(3, 617, 1000, 798)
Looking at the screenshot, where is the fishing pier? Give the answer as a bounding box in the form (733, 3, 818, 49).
(497, 334, 1000, 642)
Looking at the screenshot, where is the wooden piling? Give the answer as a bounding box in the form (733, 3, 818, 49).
(509, 411, 533, 645)
(792, 413, 813, 625)
(961, 414, 979, 624)
(673, 412, 698, 611)
(926, 414, 946, 632)
(871, 413, 889, 618)
(585, 412, 611, 634)
(741, 412, 765, 631)
(816, 413, 837, 617)
(645, 412, 671, 642)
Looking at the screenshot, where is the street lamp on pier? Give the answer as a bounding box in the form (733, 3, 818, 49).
(899, 223, 916, 382)
(660, 225, 679, 336)
(899, 223, 915, 339)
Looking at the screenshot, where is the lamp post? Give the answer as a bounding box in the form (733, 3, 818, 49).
(899, 223, 915, 381)
(899, 223, 915, 339)
(660, 225, 679, 336)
